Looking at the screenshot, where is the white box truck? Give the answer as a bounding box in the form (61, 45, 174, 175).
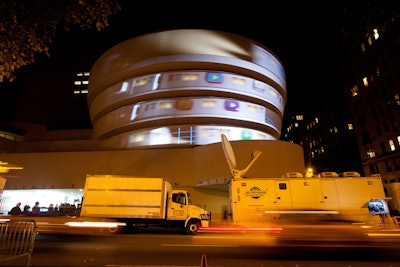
(220, 134, 389, 225)
(80, 175, 210, 234)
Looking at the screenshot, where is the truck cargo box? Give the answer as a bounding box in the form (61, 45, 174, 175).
(80, 175, 170, 219)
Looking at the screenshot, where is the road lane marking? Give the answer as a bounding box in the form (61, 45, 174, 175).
(161, 244, 238, 247)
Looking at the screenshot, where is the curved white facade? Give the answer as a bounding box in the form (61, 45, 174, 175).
(0, 30, 303, 222)
(88, 29, 286, 148)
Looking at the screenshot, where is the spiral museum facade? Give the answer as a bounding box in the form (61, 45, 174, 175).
(88, 29, 287, 148)
(1, 30, 306, 221)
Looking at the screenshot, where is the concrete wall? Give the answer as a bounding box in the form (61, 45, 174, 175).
(1, 140, 305, 221)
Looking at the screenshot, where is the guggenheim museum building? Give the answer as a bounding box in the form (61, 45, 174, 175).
(0, 29, 304, 221)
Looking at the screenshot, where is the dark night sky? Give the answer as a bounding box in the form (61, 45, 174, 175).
(0, 1, 342, 129)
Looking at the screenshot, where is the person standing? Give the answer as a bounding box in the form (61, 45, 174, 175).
(8, 202, 22, 215)
(23, 204, 31, 215)
(32, 201, 41, 216)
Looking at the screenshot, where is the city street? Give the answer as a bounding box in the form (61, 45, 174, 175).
(3, 217, 400, 267)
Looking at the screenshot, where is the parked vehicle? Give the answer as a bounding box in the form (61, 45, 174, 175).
(220, 134, 389, 225)
(80, 175, 210, 234)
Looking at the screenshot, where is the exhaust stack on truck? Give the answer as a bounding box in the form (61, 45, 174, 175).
(80, 175, 210, 234)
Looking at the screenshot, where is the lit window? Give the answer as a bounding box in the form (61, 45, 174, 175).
(368, 36, 372, 45)
(82, 81, 89, 85)
(361, 43, 366, 52)
(77, 73, 83, 77)
(395, 94, 400, 106)
(373, 29, 379, 40)
(348, 124, 353, 130)
(81, 90, 88, 94)
(295, 115, 303, 121)
(363, 77, 368, 87)
(73, 90, 80, 94)
(84, 72, 90, 76)
(74, 81, 82, 85)
(367, 148, 376, 158)
(389, 139, 395, 151)
(397, 136, 400, 146)
(351, 85, 358, 97)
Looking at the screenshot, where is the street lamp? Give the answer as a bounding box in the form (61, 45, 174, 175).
(305, 167, 314, 177)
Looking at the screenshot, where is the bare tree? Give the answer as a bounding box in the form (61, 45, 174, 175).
(0, 0, 121, 83)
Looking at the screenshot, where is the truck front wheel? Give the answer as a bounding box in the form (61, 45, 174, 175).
(186, 220, 200, 235)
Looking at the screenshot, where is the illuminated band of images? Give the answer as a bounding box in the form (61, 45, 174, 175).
(89, 70, 285, 122)
(99, 125, 277, 149)
(89, 71, 285, 146)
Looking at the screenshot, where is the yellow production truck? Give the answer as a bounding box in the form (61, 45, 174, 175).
(220, 134, 389, 225)
(80, 175, 210, 234)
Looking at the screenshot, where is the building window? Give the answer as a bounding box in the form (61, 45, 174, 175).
(358, 115, 366, 126)
(380, 142, 387, 153)
(351, 85, 358, 97)
(363, 77, 369, 87)
(373, 29, 379, 40)
(361, 43, 366, 52)
(366, 147, 375, 158)
(371, 109, 377, 119)
(395, 93, 400, 106)
(369, 164, 379, 175)
(362, 131, 371, 145)
(368, 36, 373, 45)
(385, 160, 392, 172)
(394, 158, 400, 170)
(296, 115, 303, 121)
(376, 125, 382, 136)
(389, 139, 395, 151)
(383, 122, 390, 132)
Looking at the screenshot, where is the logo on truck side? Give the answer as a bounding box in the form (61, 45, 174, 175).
(246, 187, 266, 199)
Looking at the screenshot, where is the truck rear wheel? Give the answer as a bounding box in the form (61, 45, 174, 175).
(186, 220, 200, 235)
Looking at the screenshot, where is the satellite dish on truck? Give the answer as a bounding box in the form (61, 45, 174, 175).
(221, 134, 262, 179)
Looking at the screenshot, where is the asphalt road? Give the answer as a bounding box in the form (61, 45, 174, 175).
(2, 218, 400, 267)
(2, 215, 400, 266)
(29, 230, 400, 267)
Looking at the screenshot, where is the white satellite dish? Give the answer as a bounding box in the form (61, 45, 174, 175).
(221, 134, 237, 172)
(220, 134, 262, 179)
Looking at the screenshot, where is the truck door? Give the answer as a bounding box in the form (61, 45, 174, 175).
(167, 191, 188, 220)
(274, 180, 293, 209)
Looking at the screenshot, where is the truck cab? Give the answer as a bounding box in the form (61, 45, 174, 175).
(167, 190, 210, 234)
